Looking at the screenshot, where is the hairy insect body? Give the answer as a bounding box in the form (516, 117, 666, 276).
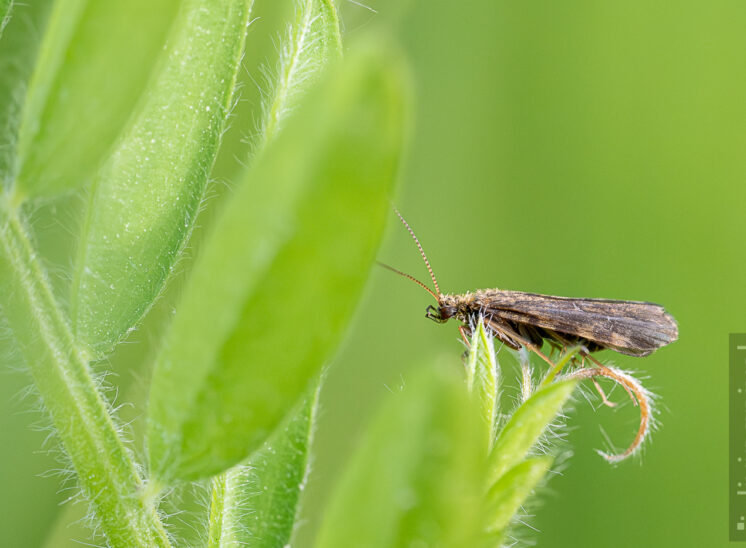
(431, 289, 678, 357)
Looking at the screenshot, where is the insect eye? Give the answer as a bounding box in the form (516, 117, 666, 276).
(439, 306, 455, 320)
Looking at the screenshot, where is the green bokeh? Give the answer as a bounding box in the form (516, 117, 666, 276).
(309, 1, 742, 547)
(1, 0, 742, 546)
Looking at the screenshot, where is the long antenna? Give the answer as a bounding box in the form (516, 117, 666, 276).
(377, 261, 438, 300)
(394, 208, 441, 296)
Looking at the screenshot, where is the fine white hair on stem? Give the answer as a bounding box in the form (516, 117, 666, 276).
(518, 347, 533, 402)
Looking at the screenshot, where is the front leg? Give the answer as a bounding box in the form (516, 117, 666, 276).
(458, 324, 472, 345)
(485, 317, 557, 368)
(483, 316, 525, 351)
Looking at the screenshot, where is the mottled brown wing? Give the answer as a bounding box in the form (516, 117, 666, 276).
(475, 290, 678, 356)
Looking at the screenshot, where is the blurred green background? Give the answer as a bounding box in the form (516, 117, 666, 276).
(1, 0, 742, 546)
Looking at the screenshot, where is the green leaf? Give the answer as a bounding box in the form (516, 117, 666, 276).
(208, 381, 321, 547)
(257, 0, 343, 151)
(147, 38, 409, 482)
(70, 0, 254, 354)
(11, 0, 180, 200)
(488, 379, 576, 485)
(315, 366, 485, 548)
(485, 456, 552, 537)
(465, 318, 499, 451)
(0, 0, 53, 188)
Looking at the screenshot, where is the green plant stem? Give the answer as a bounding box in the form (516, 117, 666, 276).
(0, 205, 171, 547)
(207, 468, 247, 547)
(207, 473, 228, 547)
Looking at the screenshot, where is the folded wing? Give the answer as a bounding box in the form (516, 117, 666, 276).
(477, 290, 679, 356)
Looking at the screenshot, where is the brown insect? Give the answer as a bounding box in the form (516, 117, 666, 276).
(382, 210, 678, 364)
(382, 210, 678, 460)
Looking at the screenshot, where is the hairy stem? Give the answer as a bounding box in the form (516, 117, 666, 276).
(207, 473, 228, 547)
(0, 204, 170, 547)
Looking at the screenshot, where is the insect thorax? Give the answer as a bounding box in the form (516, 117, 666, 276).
(438, 292, 477, 322)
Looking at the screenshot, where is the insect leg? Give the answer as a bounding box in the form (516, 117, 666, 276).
(561, 349, 621, 406)
(591, 378, 617, 408)
(545, 330, 620, 404)
(547, 339, 563, 359)
(585, 354, 635, 402)
(486, 318, 557, 368)
(545, 328, 587, 362)
(482, 318, 522, 350)
(518, 324, 545, 348)
(458, 325, 471, 345)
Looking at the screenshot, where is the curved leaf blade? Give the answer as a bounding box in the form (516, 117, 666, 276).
(488, 379, 576, 485)
(71, 0, 254, 354)
(147, 39, 409, 482)
(12, 0, 180, 199)
(485, 456, 552, 538)
(314, 367, 485, 548)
